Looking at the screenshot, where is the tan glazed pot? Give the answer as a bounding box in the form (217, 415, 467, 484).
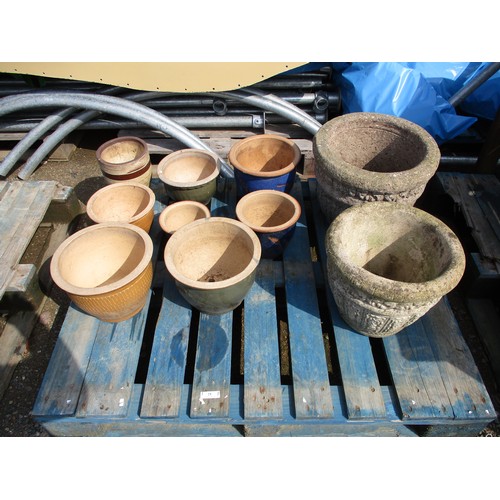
(86, 182, 156, 232)
(313, 112, 441, 222)
(326, 201, 466, 337)
(159, 200, 211, 236)
(50, 223, 154, 323)
(164, 217, 261, 314)
(96, 136, 152, 186)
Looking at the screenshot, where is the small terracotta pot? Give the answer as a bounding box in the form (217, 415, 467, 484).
(157, 149, 220, 205)
(164, 217, 261, 314)
(228, 134, 301, 197)
(96, 136, 152, 186)
(159, 200, 211, 236)
(50, 223, 154, 323)
(86, 182, 156, 232)
(326, 202, 466, 337)
(235, 189, 301, 259)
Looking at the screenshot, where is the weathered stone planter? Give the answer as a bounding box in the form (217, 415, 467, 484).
(313, 112, 441, 222)
(326, 202, 466, 337)
(96, 136, 152, 186)
(86, 182, 156, 232)
(50, 223, 154, 323)
(164, 217, 261, 314)
(235, 189, 301, 259)
(157, 149, 219, 205)
(159, 200, 210, 236)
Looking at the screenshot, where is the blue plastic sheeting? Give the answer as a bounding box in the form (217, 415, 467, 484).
(329, 62, 500, 144)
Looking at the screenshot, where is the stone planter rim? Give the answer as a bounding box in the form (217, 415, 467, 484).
(86, 182, 156, 225)
(313, 112, 441, 192)
(50, 222, 153, 296)
(235, 189, 301, 233)
(159, 200, 211, 235)
(157, 148, 220, 188)
(228, 133, 301, 177)
(96, 136, 149, 173)
(327, 201, 466, 303)
(164, 217, 261, 290)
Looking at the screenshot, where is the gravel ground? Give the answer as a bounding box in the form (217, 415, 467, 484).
(0, 130, 499, 438)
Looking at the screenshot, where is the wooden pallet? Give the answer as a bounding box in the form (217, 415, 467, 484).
(0, 180, 81, 401)
(32, 178, 496, 436)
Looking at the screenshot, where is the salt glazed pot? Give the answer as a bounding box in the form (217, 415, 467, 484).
(228, 134, 301, 198)
(313, 112, 441, 222)
(326, 201, 466, 337)
(159, 200, 211, 236)
(164, 217, 261, 314)
(86, 182, 156, 233)
(157, 148, 220, 205)
(235, 189, 301, 259)
(96, 136, 152, 186)
(50, 222, 154, 323)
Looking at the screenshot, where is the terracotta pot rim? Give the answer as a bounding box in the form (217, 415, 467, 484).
(50, 222, 153, 296)
(96, 136, 149, 173)
(159, 200, 211, 234)
(235, 189, 301, 233)
(327, 202, 465, 302)
(228, 134, 301, 177)
(164, 217, 261, 290)
(313, 112, 441, 191)
(86, 182, 156, 224)
(157, 148, 220, 188)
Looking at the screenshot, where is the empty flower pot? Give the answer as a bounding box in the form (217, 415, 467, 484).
(86, 182, 156, 232)
(157, 149, 220, 205)
(228, 134, 301, 197)
(96, 136, 152, 186)
(50, 223, 154, 323)
(159, 200, 211, 236)
(313, 112, 441, 222)
(164, 217, 261, 314)
(326, 201, 466, 337)
(235, 189, 301, 259)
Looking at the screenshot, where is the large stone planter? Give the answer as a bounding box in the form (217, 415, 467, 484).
(326, 202, 466, 337)
(313, 112, 441, 222)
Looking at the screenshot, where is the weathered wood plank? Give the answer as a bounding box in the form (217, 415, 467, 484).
(244, 259, 283, 419)
(283, 180, 333, 418)
(189, 311, 233, 417)
(309, 179, 386, 420)
(421, 298, 496, 420)
(140, 275, 192, 418)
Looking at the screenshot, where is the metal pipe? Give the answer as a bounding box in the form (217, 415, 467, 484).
(0, 92, 234, 178)
(449, 62, 500, 107)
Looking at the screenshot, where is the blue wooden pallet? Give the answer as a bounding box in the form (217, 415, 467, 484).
(32, 178, 496, 436)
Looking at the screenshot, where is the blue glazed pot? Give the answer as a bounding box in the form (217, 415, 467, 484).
(228, 134, 301, 198)
(236, 189, 301, 259)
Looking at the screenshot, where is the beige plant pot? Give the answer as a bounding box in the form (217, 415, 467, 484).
(86, 182, 156, 232)
(159, 200, 211, 235)
(157, 149, 220, 205)
(164, 217, 261, 314)
(96, 136, 152, 186)
(313, 112, 441, 222)
(50, 223, 154, 323)
(326, 201, 466, 337)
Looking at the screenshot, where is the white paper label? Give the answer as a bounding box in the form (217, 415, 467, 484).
(200, 391, 221, 399)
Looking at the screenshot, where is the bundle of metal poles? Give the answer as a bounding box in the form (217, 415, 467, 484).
(0, 69, 339, 179)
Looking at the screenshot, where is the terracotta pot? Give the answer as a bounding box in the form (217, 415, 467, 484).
(157, 149, 219, 205)
(164, 217, 261, 314)
(86, 182, 156, 232)
(313, 112, 441, 222)
(326, 202, 466, 337)
(228, 134, 301, 197)
(235, 189, 301, 259)
(159, 200, 211, 236)
(96, 136, 152, 186)
(50, 223, 154, 323)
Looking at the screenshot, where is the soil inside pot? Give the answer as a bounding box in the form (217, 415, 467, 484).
(100, 139, 144, 164)
(163, 156, 216, 183)
(90, 186, 151, 221)
(240, 198, 296, 228)
(235, 139, 296, 173)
